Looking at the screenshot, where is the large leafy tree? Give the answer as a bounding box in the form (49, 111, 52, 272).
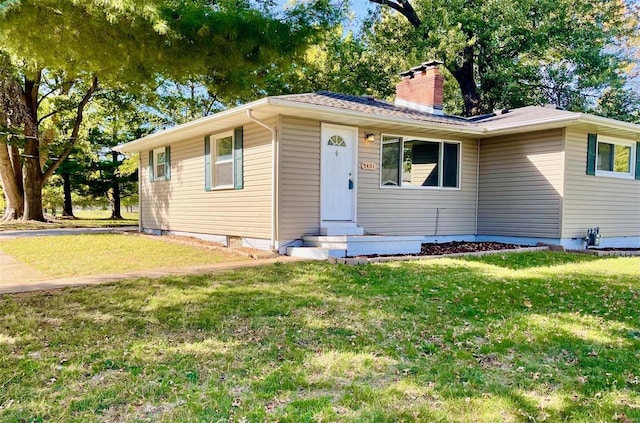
(0, 0, 336, 221)
(365, 0, 637, 116)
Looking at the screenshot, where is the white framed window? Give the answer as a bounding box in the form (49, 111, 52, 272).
(596, 137, 635, 179)
(212, 131, 234, 188)
(153, 147, 169, 181)
(204, 127, 243, 191)
(381, 135, 461, 189)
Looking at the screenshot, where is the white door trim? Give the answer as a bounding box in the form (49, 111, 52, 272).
(320, 123, 358, 223)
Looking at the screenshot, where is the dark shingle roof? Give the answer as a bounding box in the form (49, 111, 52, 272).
(275, 91, 478, 127)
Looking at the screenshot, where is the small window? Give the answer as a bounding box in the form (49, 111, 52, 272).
(381, 135, 460, 188)
(596, 138, 635, 178)
(328, 135, 346, 147)
(213, 133, 234, 188)
(153, 147, 169, 181)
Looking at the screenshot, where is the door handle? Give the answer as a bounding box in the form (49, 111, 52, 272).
(348, 179, 354, 190)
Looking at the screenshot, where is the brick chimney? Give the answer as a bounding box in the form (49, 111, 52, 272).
(395, 60, 444, 115)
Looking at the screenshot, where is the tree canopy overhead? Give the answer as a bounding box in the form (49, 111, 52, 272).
(1, 0, 335, 92)
(0, 0, 339, 220)
(363, 0, 639, 116)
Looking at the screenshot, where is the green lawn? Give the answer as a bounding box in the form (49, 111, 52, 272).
(0, 252, 639, 422)
(0, 210, 138, 231)
(0, 234, 247, 278)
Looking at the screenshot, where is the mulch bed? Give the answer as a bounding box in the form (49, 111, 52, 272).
(419, 241, 524, 256)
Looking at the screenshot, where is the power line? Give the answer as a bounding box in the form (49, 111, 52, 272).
(0, 132, 78, 141)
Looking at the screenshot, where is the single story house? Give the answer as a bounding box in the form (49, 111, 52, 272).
(116, 61, 640, 257)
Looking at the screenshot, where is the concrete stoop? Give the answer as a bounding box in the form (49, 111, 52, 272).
(286, 235, 423, 260)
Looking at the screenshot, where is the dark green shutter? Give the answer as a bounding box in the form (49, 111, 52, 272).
(635, 142, 640, 180)
(148, 150, 154, 181)
(586, 133, 597, 176)
(204, 135, 211, 191)
(234, 126, 243, 190)
(164, 146, 171, 180)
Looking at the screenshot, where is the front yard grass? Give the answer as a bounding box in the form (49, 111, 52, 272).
(0, 252, 639, 422)
(0, 234, 248, 278)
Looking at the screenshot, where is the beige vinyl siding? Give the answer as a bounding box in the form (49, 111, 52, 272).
(477, 129, 564, 238)
(357, 129, 478, 236)
(277, 116, 321, 241)
(140, 120, 273, 239)
(562, 129, 640, 238)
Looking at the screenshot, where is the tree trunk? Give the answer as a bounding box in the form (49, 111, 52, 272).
(448, 46, 483, 117)
(110, 150, 122, 219)
(21, 137, 45, 221)
(62, 172, 74, 217)
(0, 142, 24, 220)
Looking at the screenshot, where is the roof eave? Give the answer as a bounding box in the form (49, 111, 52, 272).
(114, 98, 271, 153)
(480, 112, 640, 137)
(479, 114, 582, 136)
(578, 113, 640, 135)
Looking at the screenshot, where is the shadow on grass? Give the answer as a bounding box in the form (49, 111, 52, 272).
(0, 254, 639, 422)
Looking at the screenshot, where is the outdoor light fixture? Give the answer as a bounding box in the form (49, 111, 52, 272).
(365, 133, 375, 143)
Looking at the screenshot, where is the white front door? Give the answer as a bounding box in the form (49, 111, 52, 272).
(321, 124, 356, 222)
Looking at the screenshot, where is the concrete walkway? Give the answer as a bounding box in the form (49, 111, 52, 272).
(0, 249, 49, 284)
(0, 256, 302, 295)
(0, 226, 138, 239)
(0, 226, 302, 295)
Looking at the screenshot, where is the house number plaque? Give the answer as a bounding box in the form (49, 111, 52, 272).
(360, 162, 377, 170)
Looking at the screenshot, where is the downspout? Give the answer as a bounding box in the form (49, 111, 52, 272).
(246, 110, 278, 251)
(475, 139, 480, 238)
(138, 152, 143, 233)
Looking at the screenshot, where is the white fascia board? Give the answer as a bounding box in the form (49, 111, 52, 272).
(578, 113, 640, 134)
(115, 98, 271, 153)
(479, 114, 581, 136)
(267, 98, 485, 135)
(480, 112, 640, 137)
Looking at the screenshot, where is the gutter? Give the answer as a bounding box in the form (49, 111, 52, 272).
(475, 139, 480, 236)
(138, 152, 143, 233)
(246, 110, 278, 251)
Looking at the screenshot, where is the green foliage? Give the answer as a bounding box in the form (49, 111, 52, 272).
(0, 0, 343, 220)
(263, 27, 396, 99)
(0, 0, 337, 92)
(364, 0, 638, 115)
(595, 86, 640, 123)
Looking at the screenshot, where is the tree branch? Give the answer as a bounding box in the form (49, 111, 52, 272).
(368, 0, 422, 28)
(37, 85, 58, 107)
(37, 109, 60, 125)
(43, 75, 99, 180)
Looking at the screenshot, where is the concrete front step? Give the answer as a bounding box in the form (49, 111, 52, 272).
(320, 222, 364, 236)
(289, 235, 424, 258)
(286, 247, 346, 260)
(344, 235, 423, 256)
